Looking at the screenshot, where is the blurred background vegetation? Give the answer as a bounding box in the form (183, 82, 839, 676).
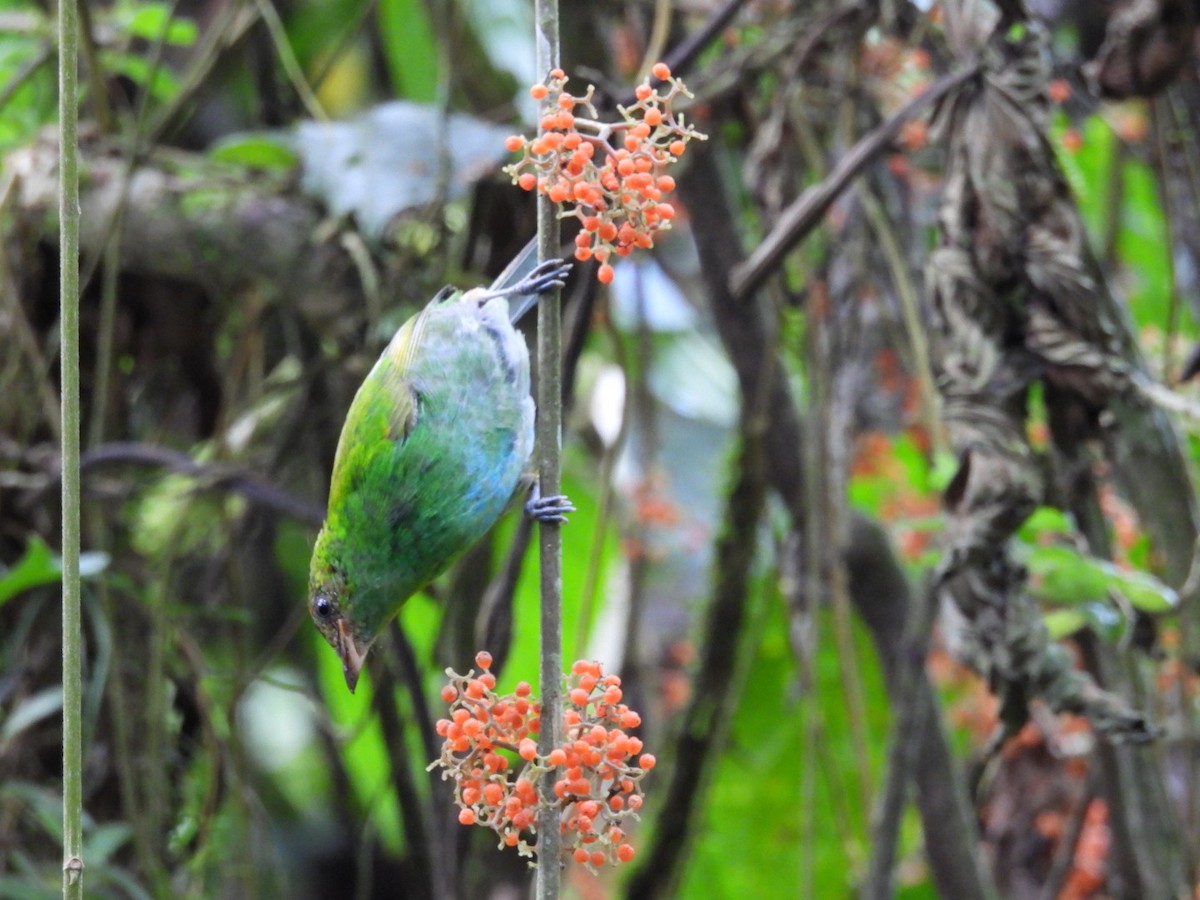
(3, 0, 1200, 897)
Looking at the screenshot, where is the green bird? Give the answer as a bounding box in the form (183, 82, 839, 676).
(308, 245, 573, 692)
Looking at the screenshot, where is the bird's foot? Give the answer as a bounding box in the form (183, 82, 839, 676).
(525, 486, 575, 524)
(482, 258, 572, 303)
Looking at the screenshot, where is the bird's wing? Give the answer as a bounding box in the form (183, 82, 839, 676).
(324, 314, 426, 513)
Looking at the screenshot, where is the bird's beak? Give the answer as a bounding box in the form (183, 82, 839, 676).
(335, 618, 369, 693)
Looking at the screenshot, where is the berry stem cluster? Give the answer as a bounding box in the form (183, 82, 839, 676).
(505, 64, 707, 284)
(430, 652, 655, 871)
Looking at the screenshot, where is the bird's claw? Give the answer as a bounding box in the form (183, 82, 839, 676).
(525, 492, 575, 524)
(511, 258, 572, 297)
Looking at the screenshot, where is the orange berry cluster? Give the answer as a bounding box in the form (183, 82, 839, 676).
(504, 63, 706, 285)
(430, 652, 654, 871)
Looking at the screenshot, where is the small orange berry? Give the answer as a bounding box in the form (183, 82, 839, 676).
(530, 84, 549, 100)
(644, 107, 663, 126)
(575, 232, 592, 248)
(548, 748, 568, 766)
(574, 848, 589, 864)
(657, 175, 675, 192)
(617, 843, 636, 863)
(504, 831, 520, 847)
(550, 68, 565, 80)
(593, 247, 610, 263)
(639, 753, 656, 770)
(563, 132, 582, 149)
(636, 84, 653, 100)
(609, 795, 625, 811)
(652, 62, 671, 80)
(515, 681, 532, 697)
(478, 672, 496, 689)
(459, 808, 477, 825)
(556, 112, 575, 129)
(597, 264, 615, 284)
(519, 738, 538, 761)
(440, 685, 458, 703)
(518, 173, 537, 191)
(574, 247, 593, 261)
(655, 204, 674, 221)
(465, 679, 485, 699)
(598, 222, 618, 241)
(624, 134, 641, 152)
(548, 183, 570, 203)
(558, 93, 575, 108)
(504, 135, 524, 152)
(669, 140, 686, 156)
(484, 782, 505, 805)
(570, 687, 590, 706)
(628, 795, 643, 810)
(590, 851, 606, 867)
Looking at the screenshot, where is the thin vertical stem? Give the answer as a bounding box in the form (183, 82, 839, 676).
(58, 0, 84, 897)
(533, 2, 562, 898)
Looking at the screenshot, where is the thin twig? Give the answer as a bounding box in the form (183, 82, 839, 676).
(533, 0, 564, 896)
(251, 0, 327, 121)
(58, 0, 84, 895)
(730, 60, 981, 299)
(861, 576, 938, 899)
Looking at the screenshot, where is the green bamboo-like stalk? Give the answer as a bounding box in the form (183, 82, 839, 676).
(58, 0, 84, 896)
(533, 0, 562, 896)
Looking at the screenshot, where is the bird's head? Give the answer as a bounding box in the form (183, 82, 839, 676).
(309, 587, 370, 693)
(309, 529, 371, 693)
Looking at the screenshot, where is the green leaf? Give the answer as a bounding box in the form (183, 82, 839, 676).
(209, 134, 299, 171)
(1109, 568, 1179, 614)
(377, 0, 436, 101)
(1044, 601, 1124, 643)
(100, 49, 182, 101)
(1024, 544, 1110, 605)
(1018, 506, 1073, 541)
(122, 2, 198, 46)
(0, 536, 109, 608)
(0, 537, 60, 606)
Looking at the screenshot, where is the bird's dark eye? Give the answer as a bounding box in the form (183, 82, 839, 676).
(313, 596, 333, 619)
